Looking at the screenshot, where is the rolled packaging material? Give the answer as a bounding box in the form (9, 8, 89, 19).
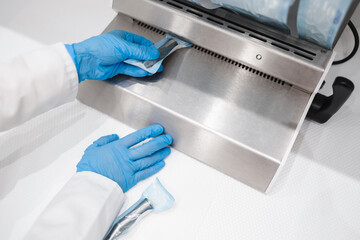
(187, 0, 219, 9)
(103, 178, 175, 240)
(210, 0, 296, 32)
(297, 0, 353, 49)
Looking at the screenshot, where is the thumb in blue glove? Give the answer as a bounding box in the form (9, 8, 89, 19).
(76, 124, 172, 192)
(65, 30, 163, 82)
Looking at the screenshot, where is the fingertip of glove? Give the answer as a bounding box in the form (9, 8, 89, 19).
(148, 46, 160, 59)
(112, 134, 120, 140)
(151, 124, 164, 134)
(163, 134, 173, 144)
(163, 147, 172, 156)
(160, 161, 166, 168)
(158, 160, 166, 169)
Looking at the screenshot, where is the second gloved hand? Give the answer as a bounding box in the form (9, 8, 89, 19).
(77, 125, 172, 192)
(65, 30, 162, 82)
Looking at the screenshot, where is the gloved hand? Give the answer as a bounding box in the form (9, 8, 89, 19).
(77, 125, 172, 192)
(65, 30, 162, 82)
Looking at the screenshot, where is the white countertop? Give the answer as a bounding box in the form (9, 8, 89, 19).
(1, 1, 360, 239)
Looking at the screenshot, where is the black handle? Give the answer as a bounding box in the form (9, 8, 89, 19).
(307, 77, 355, 124)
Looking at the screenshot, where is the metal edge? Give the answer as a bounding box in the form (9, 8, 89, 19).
(112, 0, 331, 93)
(77, 81, 281, 192)
(265, 51, 336, 193)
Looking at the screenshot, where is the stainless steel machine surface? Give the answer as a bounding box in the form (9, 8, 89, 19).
(77, 0, 355, 192)
(110, 0, 333, 93)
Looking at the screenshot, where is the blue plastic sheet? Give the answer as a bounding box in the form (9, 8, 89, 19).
(210, 0, 295, 31)
(297, 0, 353, 49)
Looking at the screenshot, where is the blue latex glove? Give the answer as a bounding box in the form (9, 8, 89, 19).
(77, 125, 172, 192)
(65, 30, 162, 82)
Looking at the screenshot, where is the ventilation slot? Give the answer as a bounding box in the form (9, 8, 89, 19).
(160, 0, 318, 60)
(193, 45, 290, 86)
(207, 17, 224, 25)
(249, 34, 266, 42)
(294, 51, 314, 61)
(227, 25, 245, 34)
(186, 9, 203, 17)
(271, 42, 290, 52)
(166, 1, 183, 9)
(136, 20, 291, 87)
(136, 22, 166, 35)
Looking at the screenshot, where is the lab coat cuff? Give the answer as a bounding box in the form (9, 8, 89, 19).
(54, 43, 79, 100)
(24, 171, 125, 240)
(76, 171, 125, 198)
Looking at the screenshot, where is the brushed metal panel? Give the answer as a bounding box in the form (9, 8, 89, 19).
(77, 14, 311, 192)
(78, 81, 281, 192)
(111, 0, 334, 93)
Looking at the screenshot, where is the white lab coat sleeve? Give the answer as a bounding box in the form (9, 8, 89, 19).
(0, 43, 78, 131)
(24, 171, 125, 240)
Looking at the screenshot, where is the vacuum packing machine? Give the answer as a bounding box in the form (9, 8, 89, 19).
(77, 0, 359, 192)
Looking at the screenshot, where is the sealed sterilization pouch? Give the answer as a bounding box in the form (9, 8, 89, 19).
(210, 0, 295, 32)
(103, 178, 175, 240)
(187, 0, 220, 9)
(125, 34, 192, 74)
(297, 0, 353, 49)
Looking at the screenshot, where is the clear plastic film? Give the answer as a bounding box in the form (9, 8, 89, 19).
(125, 34, 192, 74)
(103, 178, 174, 240)
(209, 0, 296, 32)
(297, 0, 353, 49)
(142, 178, 175, 212)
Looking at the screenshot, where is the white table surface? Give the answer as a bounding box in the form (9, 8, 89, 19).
(0, 1, 360, 239)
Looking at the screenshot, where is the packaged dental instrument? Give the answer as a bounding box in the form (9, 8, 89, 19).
(103, 178, 175, 240)
(297, 0, 353, 49)
(125, 34, 192, 74)
(210, 0, 295, 32)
